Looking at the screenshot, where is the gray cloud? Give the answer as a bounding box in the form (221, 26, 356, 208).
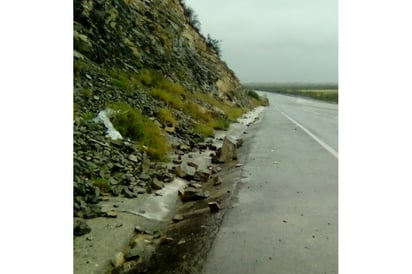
(184, 0, 337, 83)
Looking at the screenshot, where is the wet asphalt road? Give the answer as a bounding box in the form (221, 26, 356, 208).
(202, 93, 338, 274)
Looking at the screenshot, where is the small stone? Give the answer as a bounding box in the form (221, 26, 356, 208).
(178, 144, 191, 151)
(172, 214, 184, 223)
(208, 201, 221, 212)
(74, 220, 91, 236)
(178, 239, 186, 245)
(115, 223, 123, 228)
(282, 220, 287, 223)
(172, 159, 182, 164)
(105, 210, 118, 218)
(86, 236, 93, 241)
(123, 188, 138, 198)
(134, 225, 143, 233)
(187, 162, 199, 169)
(165, 126, 175, 134)
(138, 209, 146, 214)
(128, 154, 139, 163)
(113, 204, 119, 208)
(111, 252, 125, 267)
(273, 161, 279, 164)
(139, 173, 151, 181)
(210, 175, 223, 186)
(160, 237, 174, 245)
(235, 164, 243, 167)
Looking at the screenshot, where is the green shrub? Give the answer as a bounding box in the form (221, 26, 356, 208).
(183, 102, 210, 121)
(81, 111, 95, 120)
(207, 117, 229, 130)
(157, 107, 176, 126)
(247, 90, 260, 100)
(92, 178, 110, 193)
(223, 106, 244, 122)
(81, 88, 94, 98)
(158, 78, 185, 95)
(194, 123, 214, 138)
(137, 69, 154, 87)
(108, 102, 170, 160)
(151, 88, 184, 109)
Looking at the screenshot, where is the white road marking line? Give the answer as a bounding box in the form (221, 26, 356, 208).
(275, 106, 338, 159)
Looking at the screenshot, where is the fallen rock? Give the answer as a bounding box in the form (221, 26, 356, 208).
(160, 237, 174, 245)
(150, 178, 164, 190)
(123, 188, 138, 198)
(128, 154, 139, 163)
(175, 165, 196, 180)
(178, 143, 191, 152)
(178, 239, 186, 245)
(193, 169, 210, 182)
(172, 159, 182, 165)
(74, 219, 91, 236)
(104, 210, 118, 218)
(125, 241, 145, 260)
(210, 175, 223, 186)
(111, 252, 125, 268)
(187, 162, 199, 169)
(208, 201, 221, 212)
(212, 137, 238, 163)
(139, 173, 151, 181)
(172, 214, 184, 223)
(165, 126, 175, 134)
(179, 187, 209, 202)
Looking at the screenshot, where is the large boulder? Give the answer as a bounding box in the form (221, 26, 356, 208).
(212, 136, 238, 163)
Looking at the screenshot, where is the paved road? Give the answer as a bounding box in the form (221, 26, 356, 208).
(202, 93, 338, 274)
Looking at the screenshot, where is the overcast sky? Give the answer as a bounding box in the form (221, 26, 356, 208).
(184, 0, 338, 84)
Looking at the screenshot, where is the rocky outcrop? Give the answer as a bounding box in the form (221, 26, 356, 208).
(74, 0, 248, 100)
(73, 0, 265, 233)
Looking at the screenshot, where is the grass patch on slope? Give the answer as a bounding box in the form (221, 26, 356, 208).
(108, 102, 170, 160)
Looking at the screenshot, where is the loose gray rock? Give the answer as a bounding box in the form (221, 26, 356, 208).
(193, 169, 210, 182)
(139, 173, 151, 181)
(128, 154, 139, 163)
(74, 219, 91, 236)
(179, 187, 209, 202)
(123, 188, 138, 198)
(150, 178, 164, 190)
(175, 165, 196, 180)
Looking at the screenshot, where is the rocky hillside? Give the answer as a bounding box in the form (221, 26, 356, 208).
(73, 0, 268, 223)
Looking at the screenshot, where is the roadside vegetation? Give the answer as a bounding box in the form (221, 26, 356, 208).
(243, 83, 338, 103)
(74, 59, 268, 161)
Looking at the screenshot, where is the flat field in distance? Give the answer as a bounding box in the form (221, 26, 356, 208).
(243, 83, 338, 103)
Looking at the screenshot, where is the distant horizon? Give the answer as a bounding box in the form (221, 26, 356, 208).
(242, 81, 338, 86)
